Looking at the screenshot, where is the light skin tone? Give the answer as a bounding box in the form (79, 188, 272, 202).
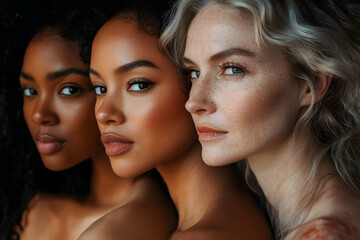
(184, 3, 360, 239)
(85, 16, 273, 240)
(19, 29, 174, 240)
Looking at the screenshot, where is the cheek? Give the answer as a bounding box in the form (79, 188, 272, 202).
(130, 89, 196, 158)
(23, 101, 37, 136)
(220, 78, 300, 141)
(59, 97, 101, 150)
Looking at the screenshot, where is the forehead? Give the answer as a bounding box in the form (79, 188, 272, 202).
(91, 19, 161, 62)
(22, 33, 81, 71)
(185, 3, 257, 56)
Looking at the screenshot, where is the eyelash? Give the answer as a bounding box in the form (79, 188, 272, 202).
(58, 85, 83, 96)
(218, 62, 246, 76)
(127, 78, 155, 92)
(20, 85, 83, 97)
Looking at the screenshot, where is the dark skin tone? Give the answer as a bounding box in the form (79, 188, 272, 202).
(82, 18, 273, 240)
(19, 29, 176, 240)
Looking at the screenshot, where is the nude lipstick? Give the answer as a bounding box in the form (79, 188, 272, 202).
(101, 133, 133, 156)
(196, 125, 228, 142)
(35, 134, 66, 155)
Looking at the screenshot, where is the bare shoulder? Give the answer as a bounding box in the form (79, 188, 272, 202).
(170, 224, 271, 240)
(183, 193, 273, 240)
(79, 177, 177, 240)
(293, 217, 360, 240)
(170, 209, 272, 240)
(170, 228, 237, 240)
(20, 193, 67, 239)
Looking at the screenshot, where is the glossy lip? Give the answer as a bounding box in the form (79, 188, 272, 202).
(196, 125, 228, 142)
(101, 133, 133, 156)
(35, 134, 66, 155)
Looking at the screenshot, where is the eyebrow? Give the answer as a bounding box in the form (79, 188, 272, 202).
(183, 47, 255, 65)
(89, 60, 159, 79)
(19, 71, 34, 81)
(47, 68, 88, 80)
(20, 68, 89, 81)
(115, 60, 159, 74)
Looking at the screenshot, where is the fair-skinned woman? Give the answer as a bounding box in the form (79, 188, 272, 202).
(161, 0, 360, 239)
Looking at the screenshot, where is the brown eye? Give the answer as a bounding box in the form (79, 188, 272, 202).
(127, 78, 155, 92)
(59, 86, 82, 96)
(23, 87, 38, 97)
(94, 86, 107, 95)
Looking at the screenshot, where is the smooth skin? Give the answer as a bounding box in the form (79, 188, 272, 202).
(183, 4, 360, 239)
(19, 29, 175, 240)
(83, 17, 273, 240)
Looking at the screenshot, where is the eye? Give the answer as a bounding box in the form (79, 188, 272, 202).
(219, 62, 245, 76)
(22, 87, 38, 97)
(127, 78, 155, 92)
(223, 67, 244, 75)
(93, 86, 107, 95)
(190, 70, 200, 79)
(59, 86, 82, 96)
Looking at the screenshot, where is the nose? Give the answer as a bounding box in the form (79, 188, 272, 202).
(185, 77, 216, 115)
(96, 94, 125, 126)
(31, 96, 59, 125)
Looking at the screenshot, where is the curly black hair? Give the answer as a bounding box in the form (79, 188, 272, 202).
(0, 1, 114, 239)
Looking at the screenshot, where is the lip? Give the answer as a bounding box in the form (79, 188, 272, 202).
(101, 133, 133, 156)
(195, 125, 228, 142)
(35, 134, 66, 155)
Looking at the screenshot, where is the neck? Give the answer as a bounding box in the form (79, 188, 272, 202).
(247, 132, 339, 231)
(88, 152, 135, 206)
(156, 141, 241, 230)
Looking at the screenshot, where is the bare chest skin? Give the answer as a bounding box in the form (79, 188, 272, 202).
(164, 169, 273, 240)
(290, 217, 360, 240)
(20, 177, 176, 240)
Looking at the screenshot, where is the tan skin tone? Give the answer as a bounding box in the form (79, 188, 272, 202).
(83, 17, 273, 240)
(184, 4, 360, 239)
(19, 29, 175, 240)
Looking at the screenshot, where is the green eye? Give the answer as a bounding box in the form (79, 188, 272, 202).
(224, 67, 243, 75)
(190, 70, 200, 79)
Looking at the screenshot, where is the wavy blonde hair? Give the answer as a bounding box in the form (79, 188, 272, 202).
(161, 0, 360, 238)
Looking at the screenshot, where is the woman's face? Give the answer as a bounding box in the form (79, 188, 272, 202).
(184, 4, 304, 166)
(20, 31, 104, 171)
(90, 19, 197, 178)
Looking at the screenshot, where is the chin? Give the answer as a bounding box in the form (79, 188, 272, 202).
(41, 154, 83, 171)
(201, 148, 239, 167)
(110, 158, 148, 179)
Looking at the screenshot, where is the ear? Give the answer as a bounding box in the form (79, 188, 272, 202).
(300, 74, 332, 107)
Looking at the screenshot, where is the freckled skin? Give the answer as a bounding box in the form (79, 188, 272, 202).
(20, 33, 104, 171)
(294, 217, 360, 240)
(91, 19, 197, 178)
(184, 4, 304, 166)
